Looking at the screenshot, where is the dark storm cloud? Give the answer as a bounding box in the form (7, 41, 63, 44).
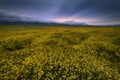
(0, 0, 120, 25)
(57, 0, 120, 25)
(57, 0, 120, 17)
(0, 0, 56, 12)
(0, 10, 35, 22)
(0, 0, 59, 21)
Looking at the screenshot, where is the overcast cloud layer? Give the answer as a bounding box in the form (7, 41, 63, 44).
(0, 0, 120, 25)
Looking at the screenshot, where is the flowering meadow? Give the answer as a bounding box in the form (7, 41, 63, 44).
(0, 26, 120, 79)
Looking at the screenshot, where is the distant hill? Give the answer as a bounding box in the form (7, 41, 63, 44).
(63, 20, 87, 25)
(0, 11, 87, 26)
(0, 21, 88, 26)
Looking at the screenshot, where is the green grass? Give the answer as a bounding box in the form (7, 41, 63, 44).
(0, 25, 120, 80)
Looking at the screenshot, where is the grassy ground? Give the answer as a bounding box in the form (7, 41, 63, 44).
(0, 25, 120, 80)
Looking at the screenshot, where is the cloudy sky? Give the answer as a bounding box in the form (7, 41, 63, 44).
(0, 0, 120, 25)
